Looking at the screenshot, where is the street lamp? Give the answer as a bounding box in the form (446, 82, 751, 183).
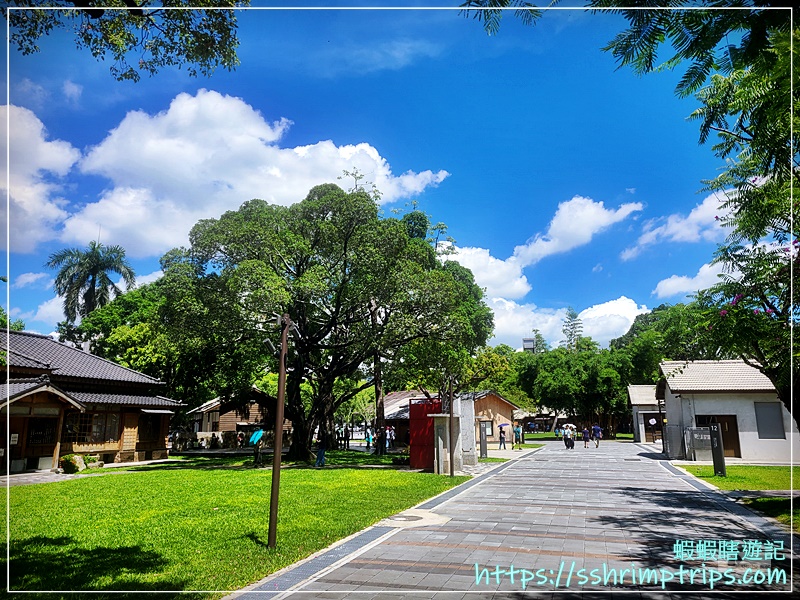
(268, 313, 290, 549)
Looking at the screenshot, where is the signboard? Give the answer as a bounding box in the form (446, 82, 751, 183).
(708, 423, 727, 477)
(10, 433, 18, 445)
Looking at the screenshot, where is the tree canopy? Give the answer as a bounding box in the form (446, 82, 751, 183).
(46, 240, 136, 324)
(6, 0, 248, 82)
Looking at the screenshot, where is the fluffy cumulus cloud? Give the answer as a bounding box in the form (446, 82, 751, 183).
(485, 296, 647, 349)
(451, 247, 531, 300)
(621, 192, 729, 261)
(579, 297, 649, 346)
(513, 195, 643, 267)
(14, 296, 65, 328)
(486, 297, 567, 349)
(652, 262, 726, 299)
(448, 195, 641, 302)
(2, 105, 81, 253)
(66, 89, 448, 257)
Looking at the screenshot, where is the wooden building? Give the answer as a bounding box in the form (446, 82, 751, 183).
(2, 329, 182, 473)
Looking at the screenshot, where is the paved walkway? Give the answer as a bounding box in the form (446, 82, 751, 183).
(228, 440, 796, 599)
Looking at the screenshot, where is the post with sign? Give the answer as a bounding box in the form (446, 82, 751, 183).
(268, 313, 290, 548)
(708, 422, 727, 477)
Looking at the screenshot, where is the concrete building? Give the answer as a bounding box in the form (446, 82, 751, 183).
(659, 360, 800, 463)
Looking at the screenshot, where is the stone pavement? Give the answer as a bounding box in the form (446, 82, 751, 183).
(228, 440, 797, 599)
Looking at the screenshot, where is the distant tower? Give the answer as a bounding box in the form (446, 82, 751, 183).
(522, 338, 536, 353)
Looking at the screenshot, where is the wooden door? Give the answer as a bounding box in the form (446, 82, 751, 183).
(696, 415, 741, 458)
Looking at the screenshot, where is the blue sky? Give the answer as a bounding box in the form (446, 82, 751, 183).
(4, 6, 733, 348)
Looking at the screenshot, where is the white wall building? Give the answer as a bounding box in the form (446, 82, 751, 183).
(660, 360, 799, 463)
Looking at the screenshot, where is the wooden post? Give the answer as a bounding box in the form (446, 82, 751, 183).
(268, 314, 289, 549)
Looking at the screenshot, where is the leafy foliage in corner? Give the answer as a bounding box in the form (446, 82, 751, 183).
(6, 0, 249, 82)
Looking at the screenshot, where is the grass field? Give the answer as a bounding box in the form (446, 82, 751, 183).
(681, 465, 800, 491)
(3, 456, 468, 597)
(681, 465, 798, 534)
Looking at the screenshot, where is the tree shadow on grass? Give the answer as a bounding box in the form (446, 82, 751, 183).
(5, 535, 189, 596)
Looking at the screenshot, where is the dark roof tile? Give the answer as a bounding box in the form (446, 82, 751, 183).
(6, 330, 161, 385)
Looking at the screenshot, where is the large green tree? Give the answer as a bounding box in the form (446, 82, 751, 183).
(186, 184, 490, 460)
(7, 0, 248, 82)
(46, 240, 136, 324)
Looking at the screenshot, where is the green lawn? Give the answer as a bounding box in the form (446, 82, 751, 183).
(3, 461, 468, 597)
(741, 497, 799, 533)
(681, 465, 800, 490)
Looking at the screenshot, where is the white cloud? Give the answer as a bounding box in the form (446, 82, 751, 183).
(17, 296, 66, 329)
(486, 295, 647, 349)
(621, 191, 729, 261)
(62, 80, 83, 103)
(513, 195, 643, 266)
(13, 78, 49, 108)
(652, 262, 726, 299)
(486, 297, 567, 349)
(13, 272, 51, 289)
(1, 104, 80, 253)
(579, 297, 649, 346)
(450, 247, 531, 300)
(134, 270, 164, 287)
(313, 38, 443, 77)
(68, 89, 448, 257)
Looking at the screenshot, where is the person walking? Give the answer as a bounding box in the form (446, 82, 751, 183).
(582, 426, 590, 448)
(592, 423, 603, 448)
(514, 423, 522, 449)
(365, 428, 372, 451)
(344, 425, 351, 450)
(498, 427, 507, 449)
(563, 426, 572, 449)
(315, 431, 327, 467)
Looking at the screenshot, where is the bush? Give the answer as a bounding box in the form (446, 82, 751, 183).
(59, 454, 87, 474)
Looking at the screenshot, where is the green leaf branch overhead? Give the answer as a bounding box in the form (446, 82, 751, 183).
(6, 0, 249, 82)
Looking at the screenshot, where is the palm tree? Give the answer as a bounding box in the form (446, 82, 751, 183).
(46, 241, 136, 323)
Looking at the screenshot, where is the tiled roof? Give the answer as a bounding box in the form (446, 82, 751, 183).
(7, 350, 50, 370)
(6, 330, 161, 385)
(4, 378, 55, 401)
(659, 360, 776, 393)
(459, 390, 519, 409)
(70, 391, 183, 408)
(627, 385, 657, 406)
(2, 376, 85, 410)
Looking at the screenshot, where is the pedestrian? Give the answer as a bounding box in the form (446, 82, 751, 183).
(389, 426, 396, 449)
(555, 427, 561, 439)
(582, 426, 590, 448)
(499, 427, 507, 449)
(592, 423, 603, 448)
(514, 423, 522, 449)
(237, 431, 245, 448)
(344, 425, 351, 450)
(315, 431, 327, 467)
(563, 426, 573, 449)
(365, 428, 372, 450)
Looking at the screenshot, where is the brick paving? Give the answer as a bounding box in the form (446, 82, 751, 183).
(229, 440, 797, 599)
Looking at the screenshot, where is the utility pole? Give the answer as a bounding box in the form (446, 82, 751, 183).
(268, 313, 290, 549)
(448, 375, 455, 478)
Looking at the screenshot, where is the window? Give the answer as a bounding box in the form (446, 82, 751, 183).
(755, 403, 785, 439)
(27, 418, 57, 445)
(138, 413, 159, 442)
(62, 412, 120, 443)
